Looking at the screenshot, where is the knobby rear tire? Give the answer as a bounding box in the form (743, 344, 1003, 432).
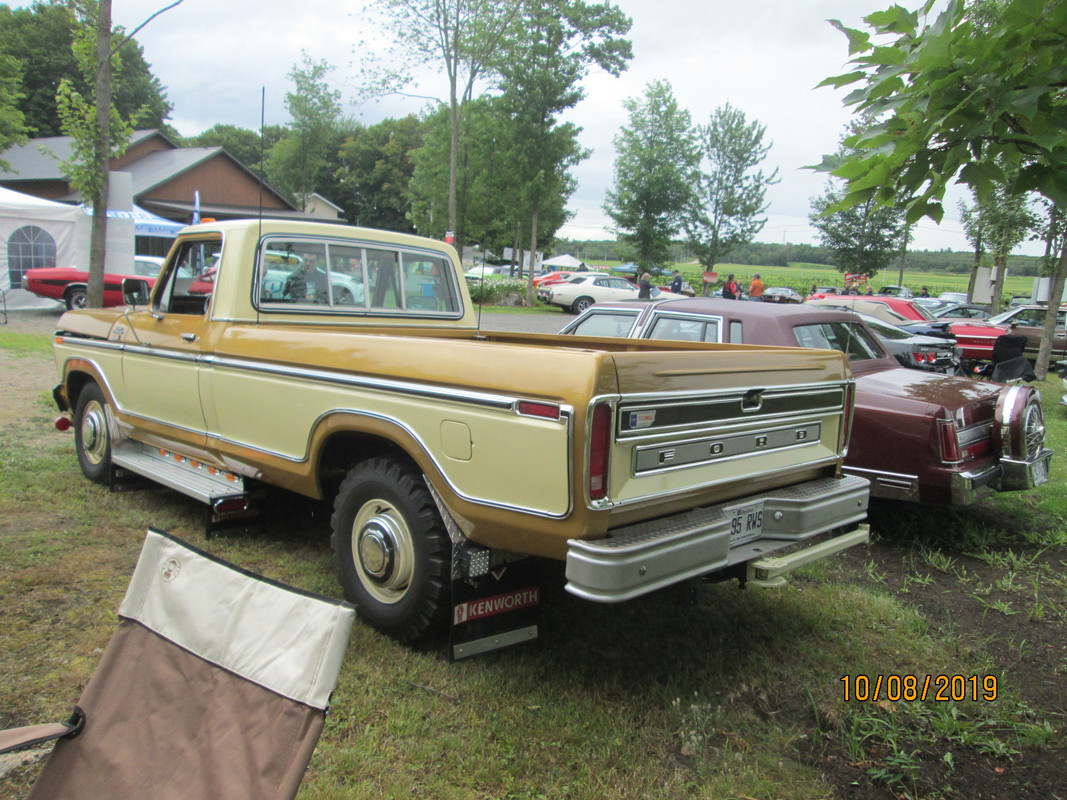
(330, 456, 451, 644)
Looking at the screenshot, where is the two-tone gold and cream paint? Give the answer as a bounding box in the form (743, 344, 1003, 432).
(54, 220, 855, 560)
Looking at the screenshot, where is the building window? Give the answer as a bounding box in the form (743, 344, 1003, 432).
(7, 225, 57, 288)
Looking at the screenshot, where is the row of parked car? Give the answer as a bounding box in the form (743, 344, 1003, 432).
(557, 296, 1053, 511)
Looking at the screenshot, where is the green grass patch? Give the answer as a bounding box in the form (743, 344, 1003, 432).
(3, 354, 1066, 798)
(0, 330, 53, 355)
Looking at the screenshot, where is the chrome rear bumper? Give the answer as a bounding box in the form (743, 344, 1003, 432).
(565, 474, 869, 602)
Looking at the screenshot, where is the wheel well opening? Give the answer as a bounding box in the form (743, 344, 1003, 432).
(317, 432, 414, 500)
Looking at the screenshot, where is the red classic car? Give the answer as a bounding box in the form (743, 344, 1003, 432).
(559, 297, 1052, 506)
(24, 256, 165, 309)
(807, 294, 936, 322)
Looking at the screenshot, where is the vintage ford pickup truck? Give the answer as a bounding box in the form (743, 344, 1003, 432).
(51, 220, 869, 654)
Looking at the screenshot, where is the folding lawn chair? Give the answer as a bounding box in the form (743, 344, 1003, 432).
(0, 529, 355, 799)
(989, 333, 1036, 383)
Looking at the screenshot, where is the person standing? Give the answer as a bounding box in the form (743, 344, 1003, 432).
(669, 270, 683, 294)
(638, 271, 652, 299)
(722, 273, 738, 299)
(748, 273, 764, 301)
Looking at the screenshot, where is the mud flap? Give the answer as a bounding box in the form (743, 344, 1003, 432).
(449, 559, 542, 661)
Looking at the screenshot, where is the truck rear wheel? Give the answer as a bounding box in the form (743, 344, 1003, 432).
(74, 383, 113, 483)
(330, 457, 450, 643)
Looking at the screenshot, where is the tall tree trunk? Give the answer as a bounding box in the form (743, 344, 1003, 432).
(1034, 241, 1067, 380)
(966, 232, 982, 301)
(991, 251, 1007, 312)
(87, 0, 112, 309)
(526, 205, 539, 308)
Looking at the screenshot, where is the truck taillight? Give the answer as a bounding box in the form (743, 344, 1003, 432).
(588, 403, 612, 501)
(938, 418, 962, 463)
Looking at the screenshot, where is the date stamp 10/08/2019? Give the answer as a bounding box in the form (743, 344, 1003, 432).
(841, 674, 998, 702)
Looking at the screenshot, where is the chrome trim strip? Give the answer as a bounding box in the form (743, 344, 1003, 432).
(59, 342, 574, 518)
(616, 379, 847, 404)
(59, 333, 564, 419)
(55, 335, 124, 354)
(844, 465, 920, 483)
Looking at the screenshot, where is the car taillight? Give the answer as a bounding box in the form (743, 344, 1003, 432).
(938, 418, 962, 463)
(839, 382, 855, 454)
(588, 402, 612, 501)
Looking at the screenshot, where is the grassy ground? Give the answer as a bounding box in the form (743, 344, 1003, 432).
(1, 321, 1065, 799)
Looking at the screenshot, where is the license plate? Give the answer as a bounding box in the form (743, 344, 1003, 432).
(728, 502, 764, 545)
(1032, 458, 1049, 486)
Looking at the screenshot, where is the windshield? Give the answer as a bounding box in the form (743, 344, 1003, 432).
(793, 321, 886, 362)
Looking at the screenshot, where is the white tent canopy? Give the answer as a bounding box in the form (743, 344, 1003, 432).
(542, 253, 582, 269)
(0, 186, 88, 306)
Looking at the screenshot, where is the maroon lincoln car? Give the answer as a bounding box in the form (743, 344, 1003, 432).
(560, 298, 1052, 506)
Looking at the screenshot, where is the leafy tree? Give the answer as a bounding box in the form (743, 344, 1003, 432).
(267, 54, 350, 209)
(604, 80, 699, 270)
(684, 102, 778, 281)
(335, 114, 424, 231)
(56, 0, 139, 307)
(809, 180, 905, 280)
(0, 1, 170, 137)
(816, 0, 1067, 375)
(366, 0, 522, 248)
(959, 163, 1037, 309)
(186, 123, 282, 173)
(0, 52, 27, 167)
(498, 0, 631, 303)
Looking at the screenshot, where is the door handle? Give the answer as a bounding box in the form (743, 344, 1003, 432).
(181, 332, 198, 343)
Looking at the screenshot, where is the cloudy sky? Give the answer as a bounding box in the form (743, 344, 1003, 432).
(108, 0, 1037, 255)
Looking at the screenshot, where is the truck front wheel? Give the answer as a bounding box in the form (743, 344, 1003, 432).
(74, 382, 113, 483)
(330, 457, 450, 643)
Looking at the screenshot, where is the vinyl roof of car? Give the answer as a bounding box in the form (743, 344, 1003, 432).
(602, 296, 858, 321)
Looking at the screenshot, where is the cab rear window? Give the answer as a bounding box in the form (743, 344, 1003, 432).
(256, 237, 459, 316)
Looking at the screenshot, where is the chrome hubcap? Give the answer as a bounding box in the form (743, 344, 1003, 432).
(351, 500, 415, 605)
(80, 401, 109, 465)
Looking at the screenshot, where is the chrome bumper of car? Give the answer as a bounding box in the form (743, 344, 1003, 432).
(565, 475, 870, 602)
(950, 449, 1053, 504)
(1000, 449, 1053, 491)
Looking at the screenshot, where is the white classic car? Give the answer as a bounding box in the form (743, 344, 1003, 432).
(539, 273, 680, 313)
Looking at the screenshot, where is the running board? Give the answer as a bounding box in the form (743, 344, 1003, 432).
(111, 440, 248, 511)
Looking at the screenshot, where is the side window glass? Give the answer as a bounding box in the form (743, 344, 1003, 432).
(701, 319, 721, 342)
(646, 316, 703, 342)
(570, 312, 636, 337)
(401, 254, 455, 312)
(366, 249, 400, 309)
(258, 240, 329, 306)
(328, 245, 366, 307)
(728, 321, 743, 343)
(155, 239, 221, 315)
